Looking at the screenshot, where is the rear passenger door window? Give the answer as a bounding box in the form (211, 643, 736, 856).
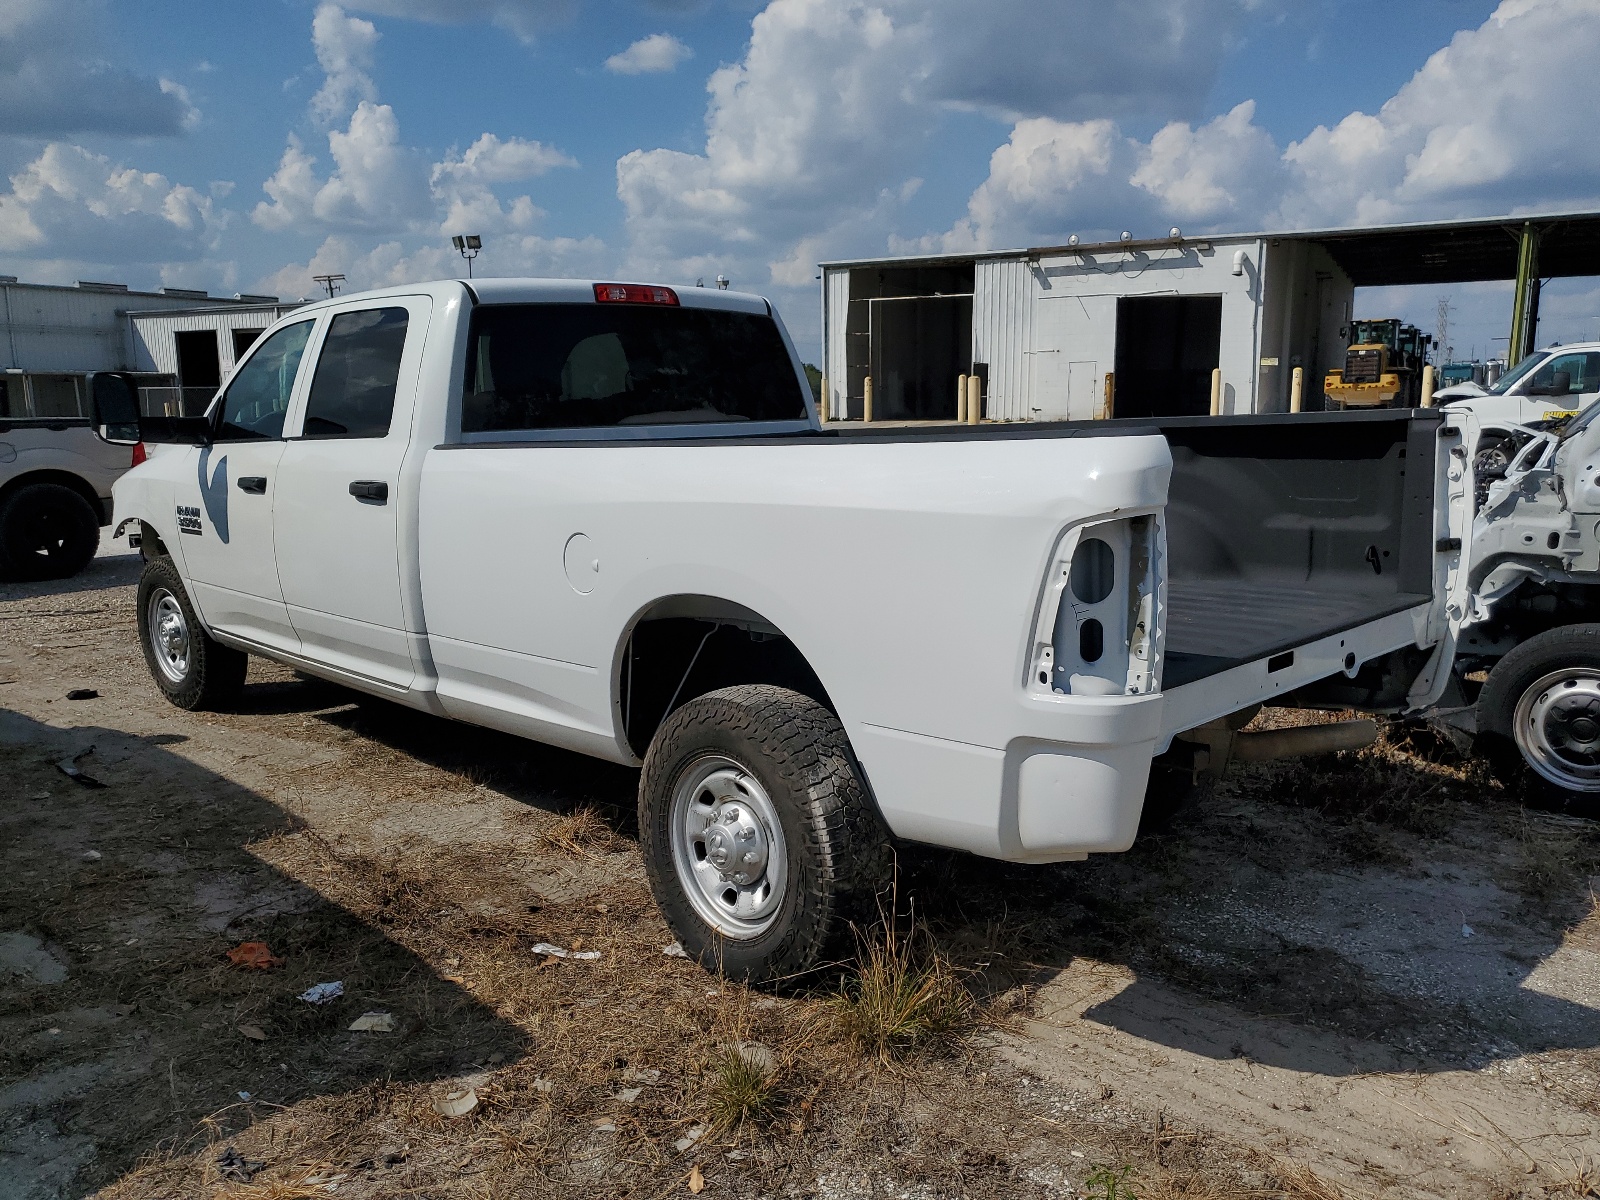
(302, 307, 410, 438)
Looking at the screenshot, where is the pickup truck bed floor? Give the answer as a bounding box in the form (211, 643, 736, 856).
(1162, 579, 1430, 690)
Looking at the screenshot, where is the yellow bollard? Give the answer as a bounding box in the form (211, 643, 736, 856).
(1420, 364, 1435, 408)
(1290, 366, 1304, 414)
(957, 373, 968, 424)
(820, 376, 829, 423)
(1209, 367, 1223, 416)
(967, 374, 981, 425)
(1104, 372, 1115, 420)
(863, 375, 874, 423)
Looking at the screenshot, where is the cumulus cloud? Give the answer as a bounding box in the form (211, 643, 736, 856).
(614, 0, 1264, 296)
(254, 102, 431, 233)
(310, 3, 381, 126)
(431, 133, 577, 233)
(912, 0, 1600, 258)
(251, 3, 587, 287)
(605, 33, 693, 74)
(0, 0, 197, 136)
(255, 229, 607, 299)
(0, 143, 223, 280)
(1277, 0, 1600, 227)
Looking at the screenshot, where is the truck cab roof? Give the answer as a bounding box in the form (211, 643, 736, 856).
(285, 277, 773, 318)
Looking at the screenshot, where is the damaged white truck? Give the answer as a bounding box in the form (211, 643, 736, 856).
(110, 278, 1487, 981)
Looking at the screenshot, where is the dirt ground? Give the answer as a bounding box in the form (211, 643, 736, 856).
(5, 544, 1600, 1199)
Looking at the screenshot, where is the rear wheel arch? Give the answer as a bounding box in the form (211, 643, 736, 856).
(0, 468, 106, 525)
(614, 594, 836, 758)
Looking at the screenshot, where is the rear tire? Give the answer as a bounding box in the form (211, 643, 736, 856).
(638, 685, 894, 984)
(0, 483, 100, 580)
(1477, 624, 1600, 816)
(136, 556, 247, 711)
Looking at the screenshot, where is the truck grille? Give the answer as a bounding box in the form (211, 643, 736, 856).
(1344, 348, 1383, 384)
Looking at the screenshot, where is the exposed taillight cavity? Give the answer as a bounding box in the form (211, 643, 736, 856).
(1028, 514, 1163, 698)
(593, 283, 679, 306)
(131, 442, 147, 467)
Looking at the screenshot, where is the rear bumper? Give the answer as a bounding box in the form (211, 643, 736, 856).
(852, 691, 1166, 864)
(852, 605, 1433, 865)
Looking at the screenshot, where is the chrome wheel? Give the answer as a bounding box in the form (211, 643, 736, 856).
(1515, 668, 1600, 793)
(147, 588, 191, 684)
(668, 755, 787, 939)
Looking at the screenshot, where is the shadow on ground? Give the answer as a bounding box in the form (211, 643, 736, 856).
(903, 742, 1600, 1078)
(0, 706, 530, 1200)
(117, 666, 1600, 1083)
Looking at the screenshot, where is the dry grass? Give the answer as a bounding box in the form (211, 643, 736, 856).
(1271, 1157, 1349, 1199)
(833, 919, 976, 1062)
(1508, 812, 1600, 908)
(536, 805, 619, 857)
(1549, 1154, 1600, 1197)
(703, 1041, 782, 1134)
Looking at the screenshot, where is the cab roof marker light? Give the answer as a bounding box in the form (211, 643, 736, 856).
(593, 283, 679, 306)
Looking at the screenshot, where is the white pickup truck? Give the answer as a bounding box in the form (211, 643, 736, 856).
(109, 278, 1475, 980)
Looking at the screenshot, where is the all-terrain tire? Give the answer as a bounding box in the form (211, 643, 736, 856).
(136, 555, 247, 711)
(1477, 623, 1600, 816)
(0, 482, 100, 581)
(639, 684, 894, 984)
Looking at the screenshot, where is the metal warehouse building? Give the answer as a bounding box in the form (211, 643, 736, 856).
(0, 276, 287, 419)
(128, 300, 302, 413)
(819, 210, 1600, 423)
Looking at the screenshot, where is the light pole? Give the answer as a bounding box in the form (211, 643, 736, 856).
(452, 234, 482, 278)
(313, 273, 345, 299)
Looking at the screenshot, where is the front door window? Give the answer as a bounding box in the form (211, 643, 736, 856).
(215, 320, 314, 441)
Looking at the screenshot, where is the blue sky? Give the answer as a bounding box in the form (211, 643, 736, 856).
(3, 0, 1598, 359)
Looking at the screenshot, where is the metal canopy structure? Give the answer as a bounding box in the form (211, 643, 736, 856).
(1289, 212, 1600, 287)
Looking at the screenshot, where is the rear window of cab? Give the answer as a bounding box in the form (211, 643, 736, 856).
(460, 302, 808, 435)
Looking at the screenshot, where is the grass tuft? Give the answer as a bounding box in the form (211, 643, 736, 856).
(1272, 1158, 1347, 1199)
(833, 919, 974, 1062)
(704, 1041, 781, 1134)
(536, 805, 617, 857)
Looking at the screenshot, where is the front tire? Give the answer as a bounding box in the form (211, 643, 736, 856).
(0, 482, 100, 580)
(639, 685, 893, 984)
(1477, 624, 1600, 815)
(136, 556, 247, 711)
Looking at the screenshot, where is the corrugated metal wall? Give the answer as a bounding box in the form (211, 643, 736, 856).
(1, 285, 134, 372)
(823, 268, 850, 419)
(130, 306, 299, 375)
(972, 258, 1033, 421)
(0, 283, 276, 373)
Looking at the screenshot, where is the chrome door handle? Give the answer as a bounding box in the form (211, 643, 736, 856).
(237, 476, 267, 494)
(349, 480, 388, 504)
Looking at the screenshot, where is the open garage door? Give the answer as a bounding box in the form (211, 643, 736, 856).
(1113, 295, 1222, 419)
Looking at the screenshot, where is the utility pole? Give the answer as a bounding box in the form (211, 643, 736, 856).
(313, 273, 345, 299)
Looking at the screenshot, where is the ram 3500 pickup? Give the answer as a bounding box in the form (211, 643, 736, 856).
(110, 278, 1472, 981)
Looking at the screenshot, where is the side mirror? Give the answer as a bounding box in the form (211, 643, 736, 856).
(87, 372, 141, 443)
(88, 372, 213, 445)
(1549, 370, 1573, 396)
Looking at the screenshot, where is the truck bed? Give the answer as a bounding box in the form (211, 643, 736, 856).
(1150, 411, 1438, 689)
(1163, 579, 1428, 688)
(837, 409, 1440, 692)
